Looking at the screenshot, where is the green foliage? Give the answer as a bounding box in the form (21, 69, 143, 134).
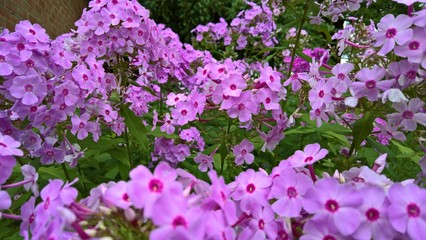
(349, 112, 375, 157)
(139, 0, 246, 42)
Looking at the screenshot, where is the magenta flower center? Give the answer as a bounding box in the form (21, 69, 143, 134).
(406, 70, 416, 80)
(315, 109, 321, 116)
(105, 110, 110, 115)
(29, 213, 35, 223)
(323, 235, 336, 240)
(265, 97, 271, 104)
(325, 199, 339, 213)
(181, 109, 187, 116)
(79, 122, 85, 129)
(82, 74, 89, 81)
(246, 183, 256, 193)
(25, 84, 33, 92)
(241, 149, 247, 155)
(238, 103, 245, 111)
(258, 219, 265, 230)
(62, 89, 69, 96)
(148, 178, 164, 193)
(365, 80, 376, 89)
(88, 47, 93, 52)
(127, 18, 133, 23)
(97, 21, 104, 27)
(29, 29, 36, 35)
(278, 231, 289, 240)
(366, 208, 380, 221)
(0, 55, 4, 62)
(17, 43, 25, 51)
(218, 68, 224, 73)
(26, 59, 34, 68)
(230, 84, 237, 90)
(269, 75, 275, 82)
(174, 97, 179, 102)
(318, 90, 325, 98)
(331, 88, 337, 95)
(385, 28, 397, 38)
(172, 215, 188, 228)
(409, 41, 420, 50)
(30, 136, 37, 143)
(287, 187, 298, 198)
(30, 106, 37, 112)
(337, 73, 345, 80)
(47, 151, 54, 157)
(304, 156, 313, 162)
(407, 203, 420, 218)
(122, 193, 130, 202)
(402, 110, 413, 119)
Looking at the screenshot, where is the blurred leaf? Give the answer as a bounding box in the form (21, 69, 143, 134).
(120, 106, 149, 161)
(349, 112, 374, 156)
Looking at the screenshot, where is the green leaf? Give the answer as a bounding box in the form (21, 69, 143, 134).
(38, 166, 65, 180)
(366, 137, 397, 162)
(147, 127, 178, 139)
(218, 143, 229, 173)
(392, 140, 422, 164)
(105, 166, 119, 180)
(322, 131, 350, 146)
(120, 106, 149, 161)
(349, 112, 374, 156)
(284, 126, 316, 135)
(107, 147, 130, 166)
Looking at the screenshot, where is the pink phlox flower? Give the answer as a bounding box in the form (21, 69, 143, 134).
(303, 178, 363, 236)
(351, 66, 395, 101)
(227, 91, 258, 122)
(387, 98, 426, 131)
(232, 139, 255, 165)
(289, 143, 329, 168)
(373, 14, 413, 55)
(194, 153, 213, 172)
(230, 169, 272, 214)
(0, 133, 23, 157)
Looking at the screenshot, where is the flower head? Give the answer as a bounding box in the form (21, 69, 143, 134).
(290, 143, 328, 168)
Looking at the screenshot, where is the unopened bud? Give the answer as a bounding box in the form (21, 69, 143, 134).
(124, 208, 136, 222)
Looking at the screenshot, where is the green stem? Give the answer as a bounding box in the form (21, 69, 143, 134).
(16, 158, 24, 166)
(124, 127, 133, 167)
(227, 117, 232, 134)
(61, 163, 71, 182)
(220, 118, 233, 174)
(287, 0, 310, 78)
(77, 165, 89, 195)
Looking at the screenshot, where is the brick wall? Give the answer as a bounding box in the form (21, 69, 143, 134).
(0, 0, 88, 38)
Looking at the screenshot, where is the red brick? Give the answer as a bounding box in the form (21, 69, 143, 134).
(3, 0, 87, 37)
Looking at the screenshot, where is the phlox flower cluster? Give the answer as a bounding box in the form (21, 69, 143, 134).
(192, 1, 278, 49)
(12, 154, 426, 240)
